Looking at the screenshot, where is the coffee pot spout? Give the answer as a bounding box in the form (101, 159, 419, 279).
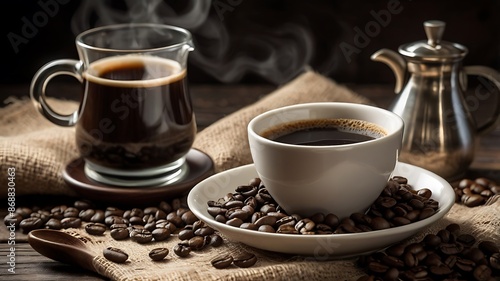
(371, 49, 406, 94)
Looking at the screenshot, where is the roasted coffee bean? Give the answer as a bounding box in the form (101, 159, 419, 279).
(74, 200, 93, 210)
(461, 194, 485, 207)
(455, 258, 475, 272)
(194, 226, 214, 237)
(104, 216, 128, 226)
(61, 217, 81, 229)
(4, 213, 23, 229)
(277, 224, 299, 234)
(130, 229, 153, 244)
(490, 253, 500, 270)
(258, 225, 275, 233)
(152, 228, 170, 241)
(417, 188, 432, 199)
(103, 247, 128, 263)
(79, 209, 95, 222)
(181, 211, 197, 225)
(418, 207, 435, 220)
(149, 248, 169, 261)
(90, 210, 105, 223)
(110, 227, 129, 240)
(368, 261, 389, 273)
(209, 234, 223, 247)
(63, 207, 79, 218)
(85, 223, 106, 235)
(227, 209, 249, 221)
(392, 176, 408, 184)
(457, 233, 476, 247)
(423, 234, 441, 247)
(377, 197, 397, 208)
(129, 216, 145, 226)
(392, 216, 411, 226)
(105, 207, 124, 218)
(439, 243, 463, 255)
(238, 222, 257, 231)
(44, 218, 62, 230)
(188, 236, 206, 250)
(211, 254, 233, 269)
(226, 218, 244, 227)
(178, 228, 195, 240)
(369, 217, 390, 230)
(254, 215, 277, 227)
(276, 216, 296, 227)
(233, 252, 257, 268)
(478, 240, 499, 255)
(324, 213, 339, 228)
(223, 200, 244, 209)
(173, 244, 191, 257)
(295, 218, 315, 233)
(166, 212, 184, 227)
(31, 210, 51, 224)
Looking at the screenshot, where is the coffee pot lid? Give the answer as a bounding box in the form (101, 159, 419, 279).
(398, 20, 468, 61)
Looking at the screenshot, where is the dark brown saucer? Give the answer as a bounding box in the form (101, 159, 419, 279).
(63, 149, 214, 205)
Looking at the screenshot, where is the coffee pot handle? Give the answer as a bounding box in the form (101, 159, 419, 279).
(30, 59, 84, 127)
(463, 65, 500, 134)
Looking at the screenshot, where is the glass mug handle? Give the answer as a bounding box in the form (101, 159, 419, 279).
(30, 59, 84, 126)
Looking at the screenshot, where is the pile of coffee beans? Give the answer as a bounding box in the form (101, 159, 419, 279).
(357, 223, 499, 281)
(453, 177, 499, 207)
(206, 176, 440, 234)
(211, 251, 257, 269)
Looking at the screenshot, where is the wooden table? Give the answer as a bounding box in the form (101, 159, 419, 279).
(1, 84, 499, 280)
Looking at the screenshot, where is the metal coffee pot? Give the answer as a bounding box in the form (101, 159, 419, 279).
(371, 20, 500, 181)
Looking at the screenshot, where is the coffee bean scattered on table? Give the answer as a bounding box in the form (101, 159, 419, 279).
(357, 223, 499, 280)
(4, 197, 225, 264)
(149, 248, 169, 261)
(103, 247, 128, 263)
(211, 254, 234, 269)
(453, 177, 499, 207)
(206, 176, 440, 235)
(210, 251, 258, 269)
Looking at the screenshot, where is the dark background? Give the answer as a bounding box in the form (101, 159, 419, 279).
(1, 0, 500, 99)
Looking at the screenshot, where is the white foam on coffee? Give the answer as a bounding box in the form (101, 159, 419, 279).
(83, 55, 185, 88)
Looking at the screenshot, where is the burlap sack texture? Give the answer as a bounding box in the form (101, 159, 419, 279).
(1, 71, 498, 280)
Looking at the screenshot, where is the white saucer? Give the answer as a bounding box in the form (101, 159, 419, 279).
(187, 162, 455, 258)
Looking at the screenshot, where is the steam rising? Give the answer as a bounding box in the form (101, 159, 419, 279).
(71, 0, 338, 84)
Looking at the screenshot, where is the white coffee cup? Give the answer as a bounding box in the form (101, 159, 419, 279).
(247, 102, 404, 219)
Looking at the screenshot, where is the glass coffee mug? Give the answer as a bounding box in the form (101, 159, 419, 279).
(30, 24, 196, 186)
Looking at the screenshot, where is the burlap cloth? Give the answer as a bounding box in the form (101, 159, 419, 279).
(1, 71, 499, 280)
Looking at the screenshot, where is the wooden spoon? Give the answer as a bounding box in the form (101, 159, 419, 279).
(28, 229, 97, 273)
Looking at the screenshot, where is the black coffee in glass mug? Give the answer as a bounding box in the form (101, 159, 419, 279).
(30, 24, 196, 185)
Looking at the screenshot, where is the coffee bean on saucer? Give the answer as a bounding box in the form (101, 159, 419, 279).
(103, 247, 128, 263)
(211, 254, 233, 269)
(233, 252, 257, 268)
(85, 223, 106, 235)
(149, 248, 169, 261)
